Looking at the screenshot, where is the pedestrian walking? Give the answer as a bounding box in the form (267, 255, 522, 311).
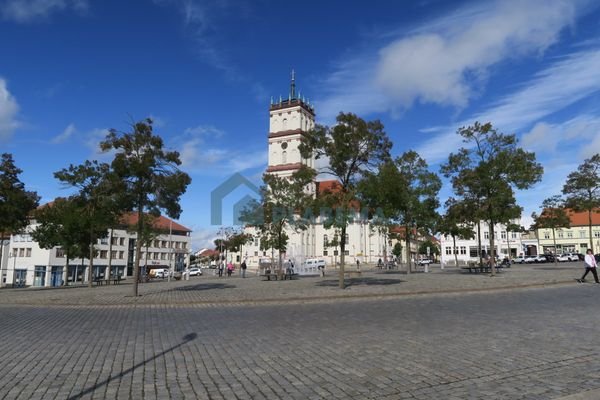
(241, 260, 247, 278)
(227, 262, 234, 277)
(577, 249, 599, 283)
(356, 259, 360, 271)
(218, 262, 224, 278)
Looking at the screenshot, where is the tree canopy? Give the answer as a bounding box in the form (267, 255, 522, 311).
(531, 195, 570, 264)
(360, 151, 441, 273)
(441, 122, 543, 275)
(0, 153, 39, 284)
(100, 118, 191, 296)
(562, 153, 600, 253)
(299, 112, 391, 288)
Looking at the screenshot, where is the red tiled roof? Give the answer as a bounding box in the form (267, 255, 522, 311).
(567, 208, 600, 226)
(38, 201, 191, 232)
(316, 180, 341, 195)
(120, 213, 191, 232)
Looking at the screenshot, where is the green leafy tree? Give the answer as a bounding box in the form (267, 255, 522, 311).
(32, 197, 90, 285)
(531, 196, 571, 265)
(54, 160, 121, 287)
(438, 199, 475, 267)
(0, 153, 39, 286)
(505, 222, 523, 260)
(441, 122, 543, 275)
(241, 166, 316, 277)
(392, 242, 402, 261)
(300, 112, 391, 288)
(418, 239, 440, 258)
(360, 151, 441, 274)
(562, 154, 600, 253)
(100, 118, 191, 296)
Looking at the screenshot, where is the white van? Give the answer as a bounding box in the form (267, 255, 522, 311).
(150, 268, 168, 279)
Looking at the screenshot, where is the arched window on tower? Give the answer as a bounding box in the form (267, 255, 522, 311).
(323, 235, 328, 248)
(282, 118, 288, 130)
(282, 151, 287, 164)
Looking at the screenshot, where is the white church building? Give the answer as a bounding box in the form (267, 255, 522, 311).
(239, 73, 390, 271)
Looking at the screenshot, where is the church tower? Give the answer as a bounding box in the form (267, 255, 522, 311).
(267, 71, 316, 186)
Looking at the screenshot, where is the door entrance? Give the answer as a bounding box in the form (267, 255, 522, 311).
(51, 266, 63, 287)
(13, 269, 26, 288)
(34, 266, 46, 287)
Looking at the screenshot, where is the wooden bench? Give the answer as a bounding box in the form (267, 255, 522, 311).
(93, 277, 105, 286)
(461, 264, 503, 273)
(261, 272, 279, 281)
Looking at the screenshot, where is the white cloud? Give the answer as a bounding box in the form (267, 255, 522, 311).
(84, 128, 111, 160)
(1, 0, 89, 22)
(317, 0, 581, 121)
(416, 48, 600, 164)
(186, 225, 218, 252)
(521, 116, 600, 156)
(174, 125, 266, 174)
(0, 78, 19, 141)
(51, 123, 76, 144)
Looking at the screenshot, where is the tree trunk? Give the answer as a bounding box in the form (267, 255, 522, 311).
(63, 255, 69, 286)
(107, 228, 113, 283)
(405, 225, 411, 274)
(0, 231, 5, 288)
(552, 228, 558, 266)
(88, 237, 94, 288)
(453, 235, 459, 267)
(588, 210, 594, 254)
(477, 221, 483, 267)
(339, 225, 346, 289)
(132, 207, 144, 297)
(489, 220, 496, 276)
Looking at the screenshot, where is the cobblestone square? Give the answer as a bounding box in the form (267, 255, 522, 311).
(1, 272, 600, 399)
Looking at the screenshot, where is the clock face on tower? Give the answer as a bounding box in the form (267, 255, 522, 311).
(281, 142, 288, 149)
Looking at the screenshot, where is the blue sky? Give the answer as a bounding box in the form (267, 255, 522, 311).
(1, 0, 600, 250)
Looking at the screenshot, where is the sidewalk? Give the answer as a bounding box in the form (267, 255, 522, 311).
(0, 263, 583, 307)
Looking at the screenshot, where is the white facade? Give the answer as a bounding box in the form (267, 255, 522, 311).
(439, 221, 526, 266)
(0, 218, 191, 288)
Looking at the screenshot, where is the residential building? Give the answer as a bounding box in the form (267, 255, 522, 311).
(536, 209, 600, 255)
(439, 220, 526, 266)
(0, 213, 191, 288)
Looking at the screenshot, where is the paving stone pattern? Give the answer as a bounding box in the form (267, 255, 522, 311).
(1, 285, 600, 399)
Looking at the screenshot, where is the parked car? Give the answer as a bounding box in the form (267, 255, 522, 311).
(512, 255, 526, 264)
(557, 253, 579, 262)
(544, 254, 556, 263)
(533, 255, 547, 263)
(417, 259, 433, 266)
(524, 255, 537, 263)
(189, 267, 202, 276)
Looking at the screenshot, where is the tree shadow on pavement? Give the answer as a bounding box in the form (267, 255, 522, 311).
(174, 283, 236, 291)
(316, 277, 404, 287)
(67, 333, 198, 400)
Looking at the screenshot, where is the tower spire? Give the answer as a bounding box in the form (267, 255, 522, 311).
(290, 69, 296, 100)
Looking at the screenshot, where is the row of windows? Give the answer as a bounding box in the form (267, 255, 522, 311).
(55, 248, 180, 261)
(482, 232, 517, 240)
(445, 246, 467, 255)
(96, 237, 187, 249)
(251, 234, 353, 248)
(543, 231, 600, 239)
(444, 232, 518, 241)
(12, 247, 32, 257)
